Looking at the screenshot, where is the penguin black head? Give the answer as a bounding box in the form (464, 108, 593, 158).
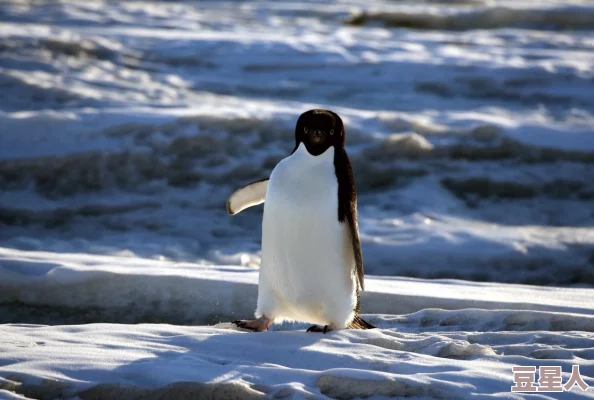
(294, 109, 345, 156)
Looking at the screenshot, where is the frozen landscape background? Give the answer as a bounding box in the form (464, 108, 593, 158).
(0, 0, 593, 399)
(1, 0, 594, 285)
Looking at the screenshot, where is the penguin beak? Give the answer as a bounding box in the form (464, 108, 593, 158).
(310, 129, 325, 144)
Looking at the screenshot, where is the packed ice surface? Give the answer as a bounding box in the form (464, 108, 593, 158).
(2, 246, 593, 325)
(1, 0, 594, 286)
(1, 315, 594, 399)
(1, 248, 593, 398)
(0, 242, 592, 398)
(0, 249, 593, 399)
(0, 321, 593, 399)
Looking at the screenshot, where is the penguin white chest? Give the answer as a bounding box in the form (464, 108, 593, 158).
(257, 144, 356, 327)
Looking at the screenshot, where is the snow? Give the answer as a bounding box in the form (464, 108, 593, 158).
(1, 246, 593, 326)
(1, 248, 593, 398)
(1, 1, 594, 283)
(1, 0, 593, 398)
(1, 311, 593, 399)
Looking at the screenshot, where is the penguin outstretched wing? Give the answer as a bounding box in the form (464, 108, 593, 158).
(226, 178, 269, 215)
(335, 150, 365, 291)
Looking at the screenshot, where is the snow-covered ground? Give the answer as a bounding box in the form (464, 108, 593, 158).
(1, 315, 593, 400)
(2, 247, 593, 325)
(1, 0, 593, 398)
(1, 249, 593, 399)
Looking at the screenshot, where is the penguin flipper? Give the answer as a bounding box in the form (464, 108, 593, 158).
(226, 178, 269, 215)
(335, 148, 365, 292)
(346, 208, 365, 291)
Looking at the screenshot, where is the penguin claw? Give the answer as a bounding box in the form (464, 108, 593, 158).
(232, 317, 273, 332)
(232, 320, 258, 332)
(306, 325, 331, 334)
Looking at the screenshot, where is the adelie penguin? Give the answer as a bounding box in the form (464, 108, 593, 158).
(226, 109, 374, 333)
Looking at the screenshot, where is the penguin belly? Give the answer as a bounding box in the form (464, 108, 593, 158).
(256, 145, 357, 328)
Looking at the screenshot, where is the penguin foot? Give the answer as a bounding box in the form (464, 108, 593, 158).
(306, 324, 331, 334)
(232, 316, 274, 332)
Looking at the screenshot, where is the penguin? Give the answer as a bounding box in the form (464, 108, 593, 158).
(226, 109, 374, 333)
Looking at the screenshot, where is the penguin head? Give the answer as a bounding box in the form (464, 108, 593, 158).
(294, 109, 345, 156)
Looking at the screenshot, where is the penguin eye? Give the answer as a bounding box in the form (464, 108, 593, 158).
(330, 129, 334, 135)
(304, 127, 308, 134)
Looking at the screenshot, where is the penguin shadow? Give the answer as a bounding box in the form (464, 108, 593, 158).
(191, 324, 359, 370)
(98, 320, 468, 397)
(94, 324, 340, 394)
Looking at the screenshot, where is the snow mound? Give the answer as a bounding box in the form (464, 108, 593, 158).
(363, 132, 434, 160)
(347, 6, 594, 31)
(387, 308, 594, 332)
(351, 329, 496, 358)
(316, 374, 457, 400)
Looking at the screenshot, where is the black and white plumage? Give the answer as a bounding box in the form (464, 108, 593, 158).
(227, 109, 373, 332)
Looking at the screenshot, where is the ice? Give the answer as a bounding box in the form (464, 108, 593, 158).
(1, 247, 592, 325)
(1, 0, 594, 281)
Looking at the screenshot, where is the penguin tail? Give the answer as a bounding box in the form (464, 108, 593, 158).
(348, 315, 375, 330)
